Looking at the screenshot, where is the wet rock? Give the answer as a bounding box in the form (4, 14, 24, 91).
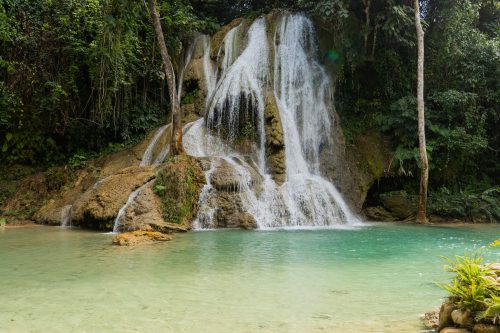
(452, 309, 474, 328)
(264, 91, 286, 185)
(422, 309, 440, 330)
(473, 324, 500, 333)
(379, 191, 416, 220)
(72, 166, 156, 230)
(112, 231, 172, 246)
(440, 328, 471, 333)
(118, 186, 190, 234)
(226, 212, 257, 229)
(210, 158, 261, 191)
(364, 206, 396, 221)
(439, 301, 457, 331)
(211, 18, 244, 59)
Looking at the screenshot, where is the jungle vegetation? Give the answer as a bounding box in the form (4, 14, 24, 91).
(0, 0, 498, 220)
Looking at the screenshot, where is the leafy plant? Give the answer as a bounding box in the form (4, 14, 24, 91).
(439, 251, 499, 313)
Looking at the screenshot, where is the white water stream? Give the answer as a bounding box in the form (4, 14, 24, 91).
(184, 14, 360, 229)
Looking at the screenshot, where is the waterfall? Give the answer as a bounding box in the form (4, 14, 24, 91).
(206, 18, 269, 171)
(184, 13, 360, 229)
(60, 205, 73, 227)
(192, 159, 219, 230)
(140, 124, 169, 167)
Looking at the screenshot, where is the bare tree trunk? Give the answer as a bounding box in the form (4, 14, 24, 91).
(413, 0, 429, 223)
(362, 0, 372, 57)
(149, 0, 183, 156)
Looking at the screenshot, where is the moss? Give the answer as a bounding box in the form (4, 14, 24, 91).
(154, 154, 205, 225)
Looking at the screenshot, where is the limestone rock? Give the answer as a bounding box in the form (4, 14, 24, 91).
(112, 231, 172, 246)
(439, 301, 457, 331)
(72, 166, 156, 230)
(118, 186, 189, 234)
(210, 158, 261, 191)
(452, 309, 474, 328)
(226, 212, 257, 229)
(264, 91, 286, 185)
(211, 18, 244, 59)
(473, 324, 500, 333)
(379, 191, 416, 220)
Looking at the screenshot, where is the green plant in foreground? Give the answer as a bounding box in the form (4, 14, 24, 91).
(439, 248, 500, 322)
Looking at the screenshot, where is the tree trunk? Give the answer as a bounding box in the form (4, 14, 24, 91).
(149, 0, 183, 156)
(413, 0, 429, 224)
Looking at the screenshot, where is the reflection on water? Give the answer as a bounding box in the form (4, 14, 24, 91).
(0, 224, 498, 333)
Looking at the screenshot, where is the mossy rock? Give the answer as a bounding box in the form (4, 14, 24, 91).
(154, 154, 205, 226)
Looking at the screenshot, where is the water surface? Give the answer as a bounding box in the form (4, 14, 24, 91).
(0, 224, 498, 333)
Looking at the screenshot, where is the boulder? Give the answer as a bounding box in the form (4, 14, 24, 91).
(452, 309, 474, 328)
(364, 206, 397, 221)
(118, 186, 189, 234)
(210, 158, 261, 192)
(440, 329, 472, 333)
(112, 231, 172, 246)
(488, 263, 500, 271)
(473, 324, 500, 333)
(226, 212, 257, 229)
(379, 191, 415, 220)
(439, 301, 457, 331)
(72, 166, 156, 230)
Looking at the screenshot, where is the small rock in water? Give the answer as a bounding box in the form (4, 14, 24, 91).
(451, 308, 473, 328)
(422, 309, 439, 329)
(112, 230, 172, 246)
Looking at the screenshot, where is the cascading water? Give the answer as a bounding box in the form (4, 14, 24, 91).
(60, 205, 73, 227)
(206, 18, 269, 171)
(186, 13, 360, 229)
(140, 124, 169, 167)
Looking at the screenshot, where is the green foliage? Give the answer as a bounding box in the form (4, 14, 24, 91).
(0, 0, 208, 166)
(68, 153, 87, 170)
(439, 251, 499, 312)
(154, 155, 204, 224)
(429, 187, 500, 222)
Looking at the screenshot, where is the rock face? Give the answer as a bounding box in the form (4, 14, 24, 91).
(72, 166, 156, 230)
(117, 186, 189, 234)
(112, 231, 173, 246)
(264, 91, 286, 185)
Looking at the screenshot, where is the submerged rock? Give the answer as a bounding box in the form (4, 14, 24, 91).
(112, 231, 172, 246)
